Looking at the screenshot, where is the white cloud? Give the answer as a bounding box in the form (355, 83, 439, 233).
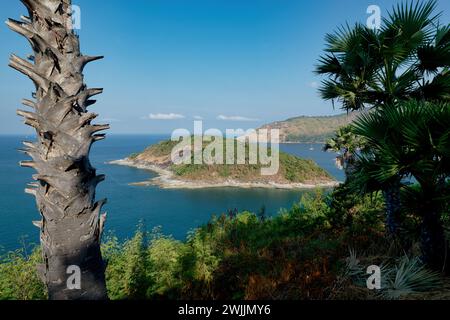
(143, 113, 186, 120)
(193, 115, 204, 120)
(217, 115, 260, 122)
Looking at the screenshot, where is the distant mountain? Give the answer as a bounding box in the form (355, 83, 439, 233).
(260, 113, 358, 143)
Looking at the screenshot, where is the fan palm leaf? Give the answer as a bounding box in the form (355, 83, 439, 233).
(316, 0, 448, 111)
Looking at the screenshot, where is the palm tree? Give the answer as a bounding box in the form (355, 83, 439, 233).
(351, 100, 450, 270)
(316, 0, 450, 237)
(7, 0, 109, 299)
(323, 125, 365, 181)
(316, 0, 449, 111)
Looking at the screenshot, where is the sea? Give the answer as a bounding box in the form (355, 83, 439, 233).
(0, 135, 344, 252)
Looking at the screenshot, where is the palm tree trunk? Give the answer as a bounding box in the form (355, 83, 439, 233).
(420, 184, 447, 271)
(343, 151, 355, 182)
(421, 209, 446, 271)
(382, 180, 402, 236)
(7, 0, 108, 300)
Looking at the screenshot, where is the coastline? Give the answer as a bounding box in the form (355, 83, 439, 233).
(109, 158, 340, 190)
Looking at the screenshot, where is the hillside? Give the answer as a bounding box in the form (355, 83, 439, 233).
(260, 113, 358, 143)
(111, 139, 337, 189)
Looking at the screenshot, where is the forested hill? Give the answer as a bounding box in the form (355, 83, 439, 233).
(123, 138, 336, 188)
(260, 113, 358, 143)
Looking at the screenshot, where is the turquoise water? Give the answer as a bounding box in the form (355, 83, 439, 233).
(0, 135, 343, 252)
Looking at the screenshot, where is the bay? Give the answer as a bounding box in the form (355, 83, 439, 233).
(0, 135, 344, 252)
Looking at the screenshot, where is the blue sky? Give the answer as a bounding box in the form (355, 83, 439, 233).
(0, 0, 449, 134)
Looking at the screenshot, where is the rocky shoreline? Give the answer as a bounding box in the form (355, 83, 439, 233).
(109, 159, 340, 190)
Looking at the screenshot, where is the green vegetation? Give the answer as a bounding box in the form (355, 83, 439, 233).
(280, 153, 331, 182)
(142, 140, 180, 158)
(0, 247, 46, 300)
(173, 152, 331, 184)
(2, 187, 449, 300)
(316, 0, 449, 111)
(316, 0, 450, 272)
(260, 113, 358, 143)
(1, 0, 449, 301)
(129, 153, 140, 160)
(132, 137, 334, 184)
(323, 125, 366, 180)
(350, 101, 450, 269)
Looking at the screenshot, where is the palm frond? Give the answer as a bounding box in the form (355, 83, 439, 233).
(324, 23, 366, 53)
(416, 70, 450, 101)
(315, 54, 343, 77)
(383, 0, 439, 44)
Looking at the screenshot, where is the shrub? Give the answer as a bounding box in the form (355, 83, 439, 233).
(147, 230, 185, 298)
(3, 186, 446, 301)
(103, 227, 149, 300)
(0, 246, 46, 300)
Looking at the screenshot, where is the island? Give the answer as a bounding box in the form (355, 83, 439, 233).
(110, 138, 338, 189)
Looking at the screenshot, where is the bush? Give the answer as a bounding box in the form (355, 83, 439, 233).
(103, 227, 149, 300)
(0, 246, 46, 300)
(147, 230, 185, 298)
(3, 186, 447, 300)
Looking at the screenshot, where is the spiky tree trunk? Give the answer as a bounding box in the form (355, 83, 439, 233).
(7, 0, 108, 300)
